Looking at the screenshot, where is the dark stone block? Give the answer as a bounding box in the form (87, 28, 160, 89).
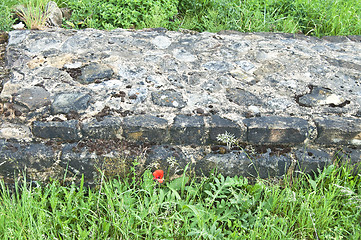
(170, 115, 206, 145)
(244, 116, 309, 145)
(195, 152, 257, 178)
(51, 92, 91, 114)
(61, 143, 97, 185)
(0, 141, 57, 180)
(253, 148, 292, 178)
(335, 147, 361, 164)
(122, 115, 168, 144)
(295, 148, 332, 176)
(207, 115, 246, 143)
(78, 62, 114, 84)
(32, 120, 79, 141)
(81, 117, 122, 139)
(314, 116, 361, 146)
(146, 145, 189, 176)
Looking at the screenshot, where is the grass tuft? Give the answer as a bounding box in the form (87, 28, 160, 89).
(0, 161, 360, 239)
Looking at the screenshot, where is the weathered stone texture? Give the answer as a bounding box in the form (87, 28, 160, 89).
(122, 115, 168, 144)
(244, 116, 309, 145)
(315, 116, 361, 146)
(81, 117, 122, 139)
(170, 115, 206, 145)
(1, 28, 361, 184)
(32, 120, 79, 141)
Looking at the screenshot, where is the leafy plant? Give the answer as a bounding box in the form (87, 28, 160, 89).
(66, 0, 179, 30)
(0, 2, 17, 31)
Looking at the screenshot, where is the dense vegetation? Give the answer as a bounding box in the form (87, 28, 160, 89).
(1, 0, 360, 37)
(1, 162, 360, 239)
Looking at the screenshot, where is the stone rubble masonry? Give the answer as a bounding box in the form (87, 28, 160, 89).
(1, 28, 360, 184)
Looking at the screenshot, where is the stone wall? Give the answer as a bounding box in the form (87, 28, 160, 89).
(1, 28, 360, 185)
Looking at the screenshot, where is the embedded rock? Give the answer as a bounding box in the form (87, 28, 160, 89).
(51, 92, 91, 114)
(46, 1, 63, 27)
(14, 86, 51, 111)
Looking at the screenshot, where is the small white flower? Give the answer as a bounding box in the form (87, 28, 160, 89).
(216, 131, 237, 149)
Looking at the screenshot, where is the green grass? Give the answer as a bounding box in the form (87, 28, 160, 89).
(1, 162, 360, 239)
(1, 0, 360, 37)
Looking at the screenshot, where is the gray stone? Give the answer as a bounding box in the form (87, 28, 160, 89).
(235, 60, 255, 72)
(0, 123, 32, 141)
(0, 142, 57, 179)
(61, 34, 91, 52)
(152, 36, 172, 49)
(244, 116, 309, 145)
(51, 92, 91, 114)
(173, 48, 197, 62)
(314, 116, 361, 146)
(14, 86, 51, 110)
(151, 90, 186, 108)
(146, 145, 188, 175)
(295, 148, 332, 176)
(196, 152, 257, 177)
(60, 143, 97, 184)
(203, 61, 232, 72)
(28, 38, 62, 53)
(207, 115, 246, 143)
(78, 63, 114, 84)
(128, 87, 148, 103)
(170, 115, 206, 145)
(81, 117, 122, 139)
(122, 115, 168, 144)
(32, 120, 79, 140)
(226, 88, 262, 106)
(322, 56, 361, 71)
(8, 30, 29, 45)
(46, 1, 63, 27)
(298, 86, 347, 107)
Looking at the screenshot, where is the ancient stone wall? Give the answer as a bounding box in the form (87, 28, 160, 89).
(1, 28, 360, 184)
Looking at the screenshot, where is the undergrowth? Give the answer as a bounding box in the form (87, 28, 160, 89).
(0, 161, 360, 239)
(1, 0, 360, 37)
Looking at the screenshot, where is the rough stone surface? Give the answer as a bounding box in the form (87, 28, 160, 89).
(1, 29, 361, 184)
(122, 115, 168, 144)
(32, 120, 79, 141)
(170, 115, 206, 145)
(81, 116, 122, 139)
(51, 92, 91, 114)
(315, 116, 361, 146)
(78, 62, 114, 84)
(14, 86, 51, 111)
(207, 115, 246, 143)
(244, 116, 310, 145)
(46, 1, 63, 27)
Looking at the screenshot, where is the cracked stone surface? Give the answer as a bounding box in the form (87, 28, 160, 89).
(1, 28, 360, 184)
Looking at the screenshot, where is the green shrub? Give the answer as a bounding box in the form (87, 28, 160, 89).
(178, 0, 361, 36)
(0, 3, 16, 31)
(66, 0, 179, 30)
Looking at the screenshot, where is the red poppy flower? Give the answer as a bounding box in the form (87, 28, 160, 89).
(153, 170, 164, 183)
